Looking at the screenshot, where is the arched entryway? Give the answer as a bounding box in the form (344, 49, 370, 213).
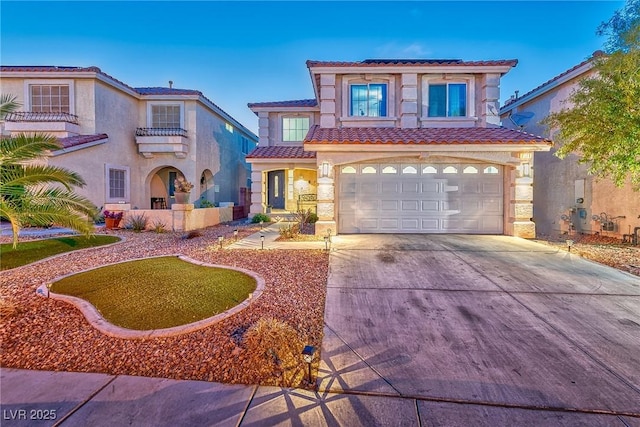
(148, 166, 188, 208)
(199, 169, 215, 206)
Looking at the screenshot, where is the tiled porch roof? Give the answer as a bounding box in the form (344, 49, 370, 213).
(246, 146, 316, 159)
(58, 133, 108, 149)
(247, 99, 318, 108)
(304, 126, 552, 146)
(306, 59, 518, 68)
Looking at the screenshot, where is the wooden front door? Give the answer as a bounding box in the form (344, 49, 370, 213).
(267, 170, 285, 209)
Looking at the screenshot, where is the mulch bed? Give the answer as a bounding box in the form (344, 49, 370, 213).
(0, 224, 329, 387)
(535, 233, 640, 276)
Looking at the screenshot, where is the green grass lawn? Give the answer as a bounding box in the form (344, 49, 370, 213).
(50, 256, 257, 330)
(0, 235, 121, 270)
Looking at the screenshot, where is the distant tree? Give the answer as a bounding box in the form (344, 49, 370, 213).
(0, 94, 98, 247)
(543, 0, 640, 189)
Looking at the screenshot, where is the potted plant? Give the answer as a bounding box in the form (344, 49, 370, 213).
(174, 176, 194, 204)
(103, 210, 124, 229)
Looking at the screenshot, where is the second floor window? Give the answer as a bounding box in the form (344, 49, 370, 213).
(152, 105, 181, 128)
(30, 85, 70, 113)
(428, 83, 467, 117)
(282, 117, 310, 142)
(350, 84, 387, 117)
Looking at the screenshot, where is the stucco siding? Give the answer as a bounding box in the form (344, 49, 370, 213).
(500, 69, 640, 238)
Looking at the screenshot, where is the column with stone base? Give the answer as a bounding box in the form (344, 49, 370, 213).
(315, 175, 336, 236)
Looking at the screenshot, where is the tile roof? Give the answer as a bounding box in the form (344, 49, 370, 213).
(135, 87, 203, 96)
(306, 59, 518, 68)
(246, 146, 316, 159)
(57, 133, 108, 149)
(247, 99, 318, 108)
(502, 51, 604, 108)
(0, 66, 102, 73)
(304, 126, 551, 146)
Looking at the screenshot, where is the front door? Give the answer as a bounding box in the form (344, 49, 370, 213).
(267, 170, 285, 209)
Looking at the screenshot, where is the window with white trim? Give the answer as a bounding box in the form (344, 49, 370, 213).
(428, 83, 467, 117)
(30, 85, 70, 113)
(105, 165, 130, 202)
(282, 117, 309, 142)
(151, 105, 181, 128)
(350, 84, 387, 117)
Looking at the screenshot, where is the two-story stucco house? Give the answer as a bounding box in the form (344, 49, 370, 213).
(247, 59, 552, 238)
(500, 53, 640, 239)
(0, 66, 257, 214)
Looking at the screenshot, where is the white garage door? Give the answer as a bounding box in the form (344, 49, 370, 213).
(338, 163, 503, 234)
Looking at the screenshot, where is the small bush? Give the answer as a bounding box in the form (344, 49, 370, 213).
(279, 223, 300, 239)
(242, 318, 306, 386)
(306, 212, 319, 224)
(252, 213, 271, 224)
(199, 199, 214, 208)
(182, 230, 203, 240)
(152, 219, 167, 233)
(126, 214, 147, 232)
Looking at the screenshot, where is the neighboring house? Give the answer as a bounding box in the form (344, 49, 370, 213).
(247, 59, 552, 238)
(0, 66, 257, 213)
(500, 53, 640, 239)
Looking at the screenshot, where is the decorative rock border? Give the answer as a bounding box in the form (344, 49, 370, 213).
(37, 254, 266, 339)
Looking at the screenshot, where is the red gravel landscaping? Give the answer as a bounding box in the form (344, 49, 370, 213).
(0, 224, 329, 387)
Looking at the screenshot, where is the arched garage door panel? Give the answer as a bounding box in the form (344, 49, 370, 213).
(338, 163, 503, 234)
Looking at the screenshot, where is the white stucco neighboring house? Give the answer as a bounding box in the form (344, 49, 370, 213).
(500, 53, 640, 240)
(0, 66, 258, 215)
(247, 58, 553, 238)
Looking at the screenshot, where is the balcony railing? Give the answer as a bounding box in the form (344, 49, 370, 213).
(135, 127, 188, 137)
(4, 111, 79, 125)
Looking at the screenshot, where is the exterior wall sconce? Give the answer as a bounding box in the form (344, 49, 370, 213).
(302, 345, 316, 385)
(321, 161, 330, 178)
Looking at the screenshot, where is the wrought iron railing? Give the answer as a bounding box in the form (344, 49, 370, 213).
(4, 111, 79, 124)
(135, 127, 188, 137)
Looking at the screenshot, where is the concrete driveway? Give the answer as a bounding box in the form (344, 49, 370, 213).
(319, 235, 640, 424)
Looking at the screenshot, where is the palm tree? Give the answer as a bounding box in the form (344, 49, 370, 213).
(1, 94, 98, 247)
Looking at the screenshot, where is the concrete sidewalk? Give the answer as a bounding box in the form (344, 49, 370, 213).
(228, 221, 331, 250)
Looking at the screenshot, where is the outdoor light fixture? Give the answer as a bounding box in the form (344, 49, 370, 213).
(218, 235, 224, 249)
(302, 345, 316, 384)
(326, 228, 332, 243)
(260, 220, 264, 230)
(233, 229, 238, 241)
(324, 235, 329, 251)
(260, 234, 265, 250)
(321, 161, 330, 178)
(566, 239, 574, 252)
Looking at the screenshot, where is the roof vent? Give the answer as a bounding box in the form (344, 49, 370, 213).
(169, 80, 173, 89)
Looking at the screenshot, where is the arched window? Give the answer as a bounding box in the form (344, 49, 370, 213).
(402, 166, 417, 174)
(484, 166, 499, 174)
(382, 166, 397, 174)
(341, 166, 356, 174)
(422, 166, 437, 174)
(463, 166, 478, 174)
(443, 166, 458, 174)
(362, 166, 377, 174)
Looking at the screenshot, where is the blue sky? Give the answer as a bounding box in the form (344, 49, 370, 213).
(0, 1, 624, 135)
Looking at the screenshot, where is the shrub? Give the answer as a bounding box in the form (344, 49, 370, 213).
(279, 223, 300, 239)
(242, 318, 306, 387)
(152, 219, 167, 233)
(199, 199, 214, 208)
(125, 213, 147, 232)
(306, 212, 319, 224)
(252, 213, 271, 224)
(182, 230, 202, 240)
